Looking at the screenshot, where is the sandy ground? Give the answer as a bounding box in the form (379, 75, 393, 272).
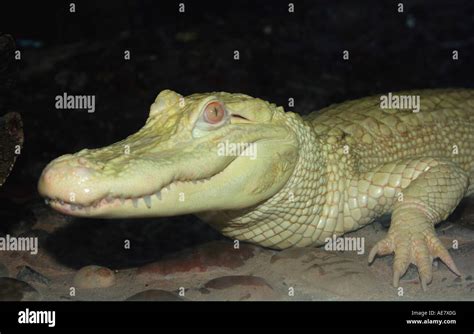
(1, 197, 473, 301)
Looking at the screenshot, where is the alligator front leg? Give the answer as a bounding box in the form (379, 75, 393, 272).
(367, 160, 468, 290)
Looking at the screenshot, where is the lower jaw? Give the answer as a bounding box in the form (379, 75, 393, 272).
(45, 185, 201, 218)
(48, 199, 113, 216)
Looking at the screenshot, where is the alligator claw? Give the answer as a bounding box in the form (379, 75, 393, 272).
(368, 227, 461, 291)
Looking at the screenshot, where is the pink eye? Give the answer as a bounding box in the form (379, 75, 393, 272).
(203, 102, 226, 124)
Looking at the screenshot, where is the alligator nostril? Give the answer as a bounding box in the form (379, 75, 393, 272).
(73, 166, 95, 179)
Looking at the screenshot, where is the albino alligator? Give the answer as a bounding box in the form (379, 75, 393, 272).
(38, 89, 474, 290)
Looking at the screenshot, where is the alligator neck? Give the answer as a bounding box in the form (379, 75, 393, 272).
(198, 112, 346, 249)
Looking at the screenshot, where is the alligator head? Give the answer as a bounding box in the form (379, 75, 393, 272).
(38, 90, 301, 219)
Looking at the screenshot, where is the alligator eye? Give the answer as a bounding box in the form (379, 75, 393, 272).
(203, 102, 226, 124)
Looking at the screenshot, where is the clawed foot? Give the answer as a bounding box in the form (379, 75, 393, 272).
(368, 227, 461, 291)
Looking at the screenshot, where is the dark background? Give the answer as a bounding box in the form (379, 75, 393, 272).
(1, 0, 473, 268)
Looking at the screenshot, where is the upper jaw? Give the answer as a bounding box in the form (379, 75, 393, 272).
(38, 147, 237, 217)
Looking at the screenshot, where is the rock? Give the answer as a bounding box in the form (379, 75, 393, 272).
(137, 241, 259, 277)
(126, 289, 184, 301)
(202, 275, 276, 301)
(0, 262, 8, 277)
(0, 112, 23, 188)
(16, 265, 51, 286)
(0, 277, 40, 301)
(73, 265, 115, 289)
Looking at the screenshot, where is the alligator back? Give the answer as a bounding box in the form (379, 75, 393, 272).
(305, 89, 474, 177)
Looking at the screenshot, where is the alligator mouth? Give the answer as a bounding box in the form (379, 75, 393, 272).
(41, 138, 265, 217)
(44, 170, 224, 215)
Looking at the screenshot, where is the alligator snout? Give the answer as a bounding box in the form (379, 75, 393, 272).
(38, 156, 104, 205)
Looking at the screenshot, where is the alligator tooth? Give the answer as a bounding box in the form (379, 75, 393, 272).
(105, 196, 114, 203)
(70, 204, 76, 211)
(143, 195, 152, 209)
(44, 198, 49, 205)
(132, 198, 138, 208)
(59, 200, 65, 205)
(155, 192, 162, 200)
(192, 180, 198, 184)
(77, 205, 84, 210)
(120, 197, 125, 205)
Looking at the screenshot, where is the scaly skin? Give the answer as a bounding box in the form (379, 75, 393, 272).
(38, 89, 474, 290)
